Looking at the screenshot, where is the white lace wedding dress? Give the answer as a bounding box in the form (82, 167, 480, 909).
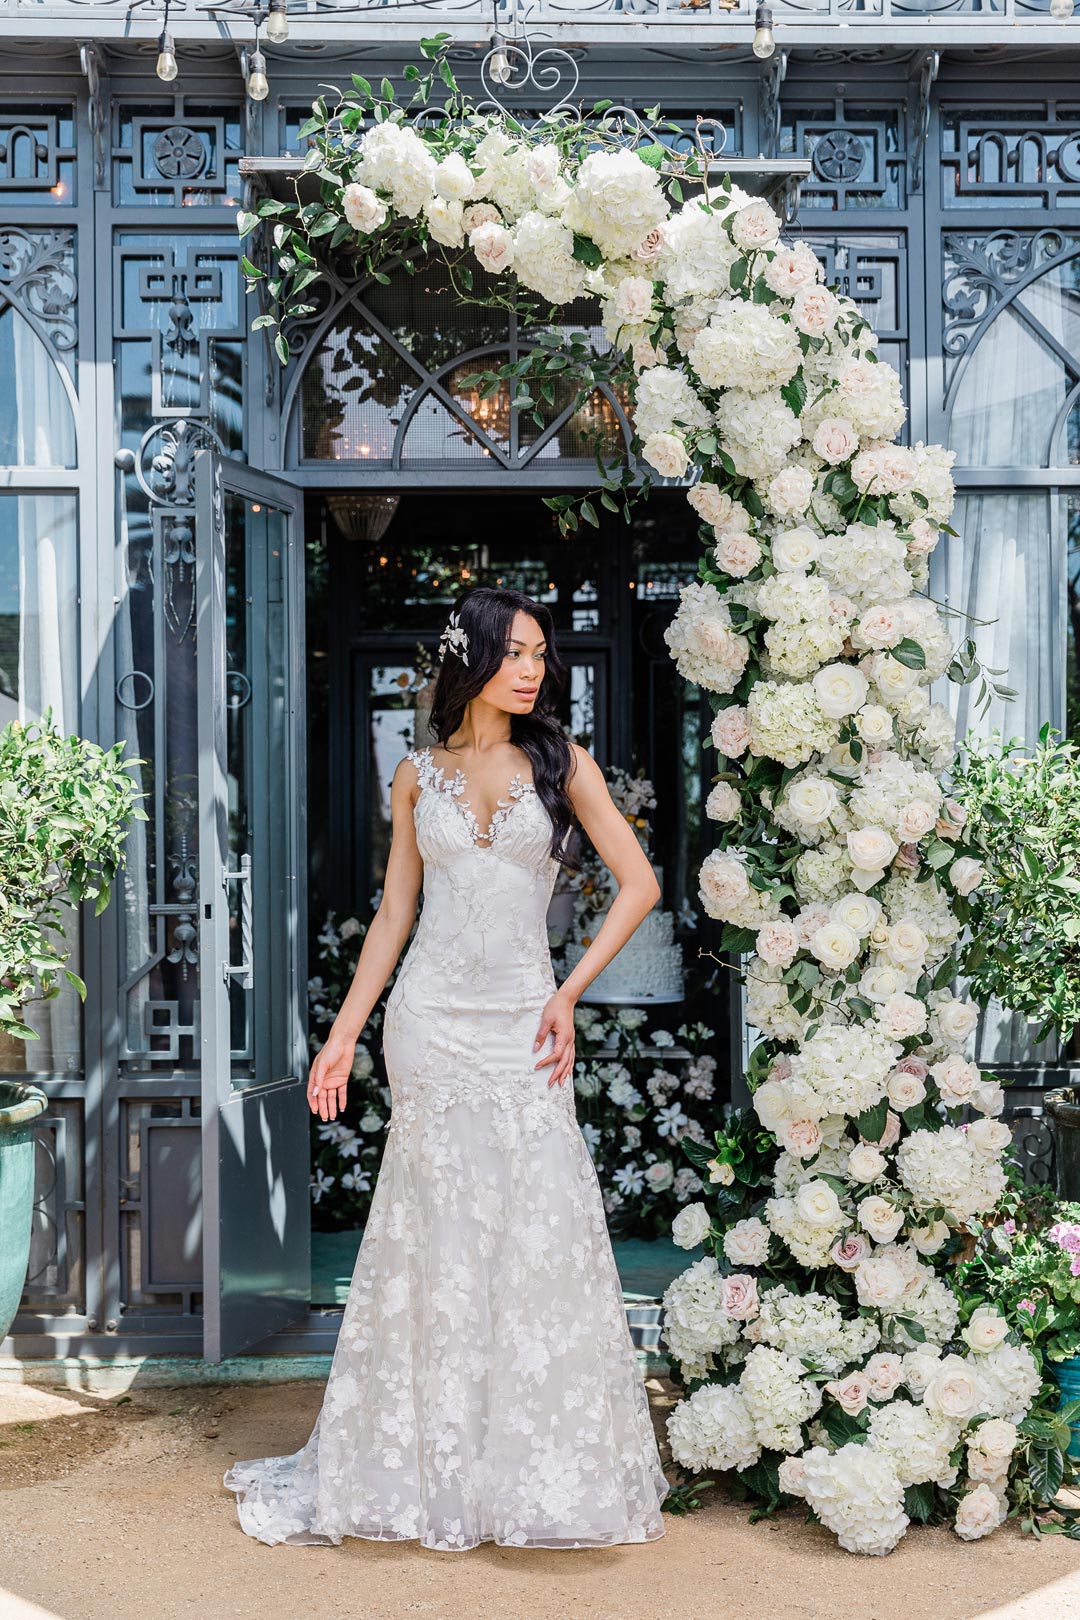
(223, 744, 670, 1552)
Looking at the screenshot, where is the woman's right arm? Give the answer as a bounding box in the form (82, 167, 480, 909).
(307, 756, 424, 1121)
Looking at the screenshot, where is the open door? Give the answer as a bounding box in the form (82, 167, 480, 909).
(195, 450, 310, 1361)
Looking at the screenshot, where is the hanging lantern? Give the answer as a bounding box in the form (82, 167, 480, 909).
(326, 493, 400, 543)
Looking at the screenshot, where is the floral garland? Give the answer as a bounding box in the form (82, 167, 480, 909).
(245, 40, 1072, 1553)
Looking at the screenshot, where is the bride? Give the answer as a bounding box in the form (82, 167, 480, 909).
(223, 585, 671, 1551)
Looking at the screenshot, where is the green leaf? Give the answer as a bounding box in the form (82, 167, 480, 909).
(62, 969, 87, 998)
(1029, 1443, 1066, 1505)
(890, 637, 927, 671)
(274, 332, 290, 366)
(904, 1481, 937, 1523)
(571, 234, 603, 269)
(729, 258, 748, 292)
(352, 73, 373, 99)
(580, 499, 599, 528)
(780, 373, 807, 417)
(636, 142, 666, 171)
(236, 211, 260, 239)
(852, 1098, 889, 1143)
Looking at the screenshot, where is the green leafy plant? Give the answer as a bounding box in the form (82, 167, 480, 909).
(0, 711, 146, 1041)
(954, 724, 1080, 1048)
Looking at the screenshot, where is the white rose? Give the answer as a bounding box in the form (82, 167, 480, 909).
(462, 201, 501, 233)
(812, 417, 860, 465)
(858, 1196, 906, 1243)
(954, 1484, 1008, 1542)
(884, 921, 929, 967)
(731, 199, 781, 251)
(526, 143, 560, 191)
(434, 152, 475, 201)
(786, 776, 840, 826)
(794, 1179, 844, 1229)
(689, 482, 746, 528)
(771, 526, 821, 572)
(813, 663, 870, 720)
(831, 892, 882, 936)
(612, 274, 655, 326)
(469, 220, 514, 273)
(672, 1202, 712, 1249)
(887, 1069, 926, 1110)
(791, 286, 841, 337)
(779, 1117, 824, 1161)
(908, 1218, 949, 1255)
(642, 431, 690, 479)
(878, 993, 928, 1040)
(949, 857, 984, 896)
(962, 1311, 1010, 1354)
(706, 780, 742, 821)
(752, 1078, 792, 1131)
(897, 800, 938, 841)
(825, 1372, 872, 1417)
(810, 921, 861, 970)
(935, 997, 980, 1043)
(856, 705, 894, 746)
(714, 531, 762, 578)
(342, 183, 388, 234)
(855, 605, 904, 651)
(767, 466, 814, 517)
(924, 1356, 984, 1422)
(848, 826, 900, 872)
(644, 1159, 674, 1190)
(855, 1254, 907, 1310)
(848, 1144, 887, 1183)
(724, 1216, 771, 1267)
(967, 1117, 1012, 1155)
(969, 1418, 1018, 1464)
(932, 1053, 981, 1105)
(756, 918, 800, 968)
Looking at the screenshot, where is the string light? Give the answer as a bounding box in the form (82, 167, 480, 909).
(266, 0, 290, 42)
(752, 3, 776, 58)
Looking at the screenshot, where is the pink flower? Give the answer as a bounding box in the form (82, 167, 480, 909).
(1017, 1298, 1036, 1315)
(1003, 1219, 1016, 1235)
(720, 1273, 760, 1320)
(1071, 1255, 1080, 1278)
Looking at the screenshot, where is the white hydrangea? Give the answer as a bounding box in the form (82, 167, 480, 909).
(353, 119, 437, 218)
(714, 389, 803, 482)
(799, 1442, 910, 1556)
(896, 1126, 1008, 1223)
(633, 364, 713, 441)
(688, 302, 801, 396)
(562, 148, 669, 259)
(745, 959, 810, 1043)
(889, 442, 957, 526)
(739, 1345, 823, 1453)
(966, 1342, 1042, 1425)
(747, 680, 838, 768)
(818, 521, 912, 612)
(765, 1192, 848, 1268)
(781, 1024, 900, 1120)
(867, 1399, 961, 1487)
(666, 1381, 762, 1474)
(510, 210, 587, 305)
(660, 1254, 741, 1378)
(664, 582, 751, 695)
(657, 192, 747, 304)
(755, 1287, 879, 1377)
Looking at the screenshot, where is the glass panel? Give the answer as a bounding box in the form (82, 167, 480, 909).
(0, 305, 76, 466)
(0, 493, 81, 1075)
(400, 391, 503, 463)
(949, 257, 1080, 467)
(224, 490, 253, 1067)
(1068, 493, 1080, 742)
(0, 104, 77, 205)
(112, 103, 243, 208)
(302, 307, 421, 461)
(362, 254, 510, 370)
(366, 662, 420, 893)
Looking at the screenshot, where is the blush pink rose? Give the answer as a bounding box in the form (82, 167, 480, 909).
(712, 705, 751, 758)
(720, 1273, 760, 1320)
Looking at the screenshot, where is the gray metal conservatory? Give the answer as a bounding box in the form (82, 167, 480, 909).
(1, 0, 1079, 1365)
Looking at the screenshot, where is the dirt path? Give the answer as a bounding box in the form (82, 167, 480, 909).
(2, 1376, 1080, 1620)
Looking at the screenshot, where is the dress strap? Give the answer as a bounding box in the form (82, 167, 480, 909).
(405, 744, 436, 790)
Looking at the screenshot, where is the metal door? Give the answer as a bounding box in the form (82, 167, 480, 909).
(195, 450, 310, 1361)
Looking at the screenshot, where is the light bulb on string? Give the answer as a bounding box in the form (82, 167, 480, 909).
(752, 4, 776, 58)
(488, 31, 513, 86)
(1050, 0, 1073, 18)
(266, 0, 290, 44)
(247, 48, 270, 101)
(156, 28, 178, 81)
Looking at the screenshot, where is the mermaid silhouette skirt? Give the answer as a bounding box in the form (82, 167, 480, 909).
(222, 747, 669, 1550)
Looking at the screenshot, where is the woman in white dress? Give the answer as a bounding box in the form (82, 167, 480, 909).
(223, 586, 671, 1551)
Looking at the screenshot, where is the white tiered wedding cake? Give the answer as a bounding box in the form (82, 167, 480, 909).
(563, 861, 684, 1004)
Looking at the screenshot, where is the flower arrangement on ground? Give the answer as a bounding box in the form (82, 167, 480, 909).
(245, 39, 1049, 1551)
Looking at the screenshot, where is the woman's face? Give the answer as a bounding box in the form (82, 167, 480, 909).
(479, 609, 547, 714)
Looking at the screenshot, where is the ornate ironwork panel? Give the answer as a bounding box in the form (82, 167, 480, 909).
(112, 97, 244, 208)
(121, 1097, 203, 1314)
(941, 101, 1080, 210)
(0, 103, 77, 204)
(781, 99, 907, 211)
(22, 1100, 85, 1312)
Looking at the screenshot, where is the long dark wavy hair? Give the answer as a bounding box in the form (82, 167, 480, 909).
(427, 587, 581, 870)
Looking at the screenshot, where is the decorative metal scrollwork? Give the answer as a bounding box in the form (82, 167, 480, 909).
(0, 228, 77, 353)
(941, 228, 1078, 361)
(152, 125, 208, 181)
(813, 130, 867, 184)
(137, 417, 223, 505)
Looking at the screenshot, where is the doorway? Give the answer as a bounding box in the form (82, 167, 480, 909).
(301, 485, 731, 1309)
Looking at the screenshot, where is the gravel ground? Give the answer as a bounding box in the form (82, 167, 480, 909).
(2, 1377, 1080, 1620)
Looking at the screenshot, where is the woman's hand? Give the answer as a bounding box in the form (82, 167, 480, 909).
(533, 990, 577, 1088)
(306, 1028, 356, 1121)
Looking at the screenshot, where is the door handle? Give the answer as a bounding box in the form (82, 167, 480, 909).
(222, 852, 254, 989)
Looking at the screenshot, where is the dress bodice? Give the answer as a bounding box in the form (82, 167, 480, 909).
(407, 745, 560, 886)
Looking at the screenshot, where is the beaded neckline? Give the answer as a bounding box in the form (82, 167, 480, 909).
(410, 744, 537, 851)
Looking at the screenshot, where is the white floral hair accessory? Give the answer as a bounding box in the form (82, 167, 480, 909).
(438, 609, 469, 666)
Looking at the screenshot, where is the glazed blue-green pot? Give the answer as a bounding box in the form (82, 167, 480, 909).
(0, 1081, 48, 1344)
(1052, 1355, 1080, 1460)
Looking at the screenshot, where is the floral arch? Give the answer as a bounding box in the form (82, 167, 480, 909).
(243, 40, 1074, 1556)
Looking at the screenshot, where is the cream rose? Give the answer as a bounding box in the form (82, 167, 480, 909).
(924, 1355, 984, 1422)
(469, 220, 514, 273)
(949, 857, 984, 896)
(961, 1307, 1010, 1354)
(731, 199, 781, 251)
(908, 1218, 949, 1255)
(771, 526, 820, 572)
(780, 1117, 824, 1161)
(712, 706, 751, 757)
(967, 1118, 1012, 1155)
(794, 1179, 845, 1229)
(767, 466, 814, 516)
(714, 531, 762, 578)
(858, 1196, 906, 1243)
(434, 152, 475, 200)
(671, 1201, 712, 1248)
(968, 1418, 1018, 1464)
(786, 776, 840, 826)
(641, 430, 690, 479)
(954, 1484, 1008, 1542)
(724, 1216, 771, 1267)
(791, 286, 840, 337)
(756, 918, 800, 968)
(720, 1274, 760, 1320)
(343, 182, 388, 234)
(878, 992, 928, 1040)
(831, 892, 882, 936)
(753, 1078, 792, 1131)
(813, 663, 870, 720)
(887, 1069, 926, 1111)
(865, 1353, 905, 1401)
(848, 1144, 887, 1183)
(812, 417, 860, 465)
(848, 826, 900, 872)
(855, 704, 894, 746)
(897, 799, 938, 841)
(825, 1372, 872, 1416)
(810, 920, 861, 970)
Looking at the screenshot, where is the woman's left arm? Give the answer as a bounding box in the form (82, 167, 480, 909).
(533, 744, 662, 1086)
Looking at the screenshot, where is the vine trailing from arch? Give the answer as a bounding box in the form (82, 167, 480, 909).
(241, 36, 1079, 1554)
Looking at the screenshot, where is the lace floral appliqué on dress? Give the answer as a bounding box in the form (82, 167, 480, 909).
(223, 745, 670, 1551)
